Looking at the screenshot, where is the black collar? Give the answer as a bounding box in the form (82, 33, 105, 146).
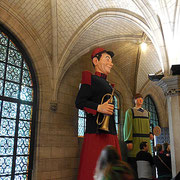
(95, 72, 107, 79)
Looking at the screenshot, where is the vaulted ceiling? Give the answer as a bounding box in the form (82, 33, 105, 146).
(0, 0, 166, 94)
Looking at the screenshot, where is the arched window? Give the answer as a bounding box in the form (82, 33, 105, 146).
(143, 95, 159, 152)
(143, 95, 159, 130)
(0, 25, 37, 180)
(114, 95, 119, 135)
(78, 109, 86, 137)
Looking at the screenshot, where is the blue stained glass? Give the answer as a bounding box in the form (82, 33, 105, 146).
(0, 45, 7, 62)
(0, 80, 3, 96)
(19, 104, 32, 120)
(4, 81, 19, 99)
(22, 70, 32, 86)
(17, 138, 30, 155)
(114, 96, 118, 106)
(0, 177, 11, 180)
(0, 119, 16, 136)
(115, 115, 118, 123)
(116, 124, 118, 132)
(78, 108, 86, 136)
(15, 156, 28, 173)
(0, 157, 12, 175)
(8, 49, 22, 67)
(0, 28, 35, 180)
(0, 62, 5, 78)
(78, 126, 84, 136)
(20, 86, 33, 102)
(78, 110, 86, 117)
(15, 174, 28, 180)
(143, 96, 159, 153)
(78, 118, 85, 126)
(23, 61, 28, 70)
(6, 65, 21, 83)
(0, 32, 8, 46)
(18, 121, 31, 137)
(2, 101, 17, 118)
(9, 40, 17, 50)
(0, 138, 14, 155)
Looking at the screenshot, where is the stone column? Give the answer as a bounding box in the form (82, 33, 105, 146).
(157, 75, 180, 176)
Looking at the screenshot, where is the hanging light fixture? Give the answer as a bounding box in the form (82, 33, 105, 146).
(140, 33, 148, 52)
(140, 42, 147, 52)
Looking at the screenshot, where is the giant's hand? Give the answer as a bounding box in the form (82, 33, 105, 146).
(97, 99, 114, 115)
(127, 143, 133, 151)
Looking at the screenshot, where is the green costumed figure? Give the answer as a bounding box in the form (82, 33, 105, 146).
(123, 93, 154, 178)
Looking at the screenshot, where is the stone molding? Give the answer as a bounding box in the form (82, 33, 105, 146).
(156, 75, 180, 96)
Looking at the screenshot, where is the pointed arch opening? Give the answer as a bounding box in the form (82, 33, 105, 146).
(143, 95, 159, 153)
(0, 24, 38, 180)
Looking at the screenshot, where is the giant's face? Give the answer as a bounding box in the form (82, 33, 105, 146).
(95, 53, 113, 75)
(135, 97, 144, 106)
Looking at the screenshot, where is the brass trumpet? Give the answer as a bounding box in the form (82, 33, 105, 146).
(96, 88, 115, 131)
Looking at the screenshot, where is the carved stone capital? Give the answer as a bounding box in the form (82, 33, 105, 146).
(156, 75, 180, 96)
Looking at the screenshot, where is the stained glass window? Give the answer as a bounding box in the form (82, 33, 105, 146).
(143, 95, 159, 131)
(143, 95, 159, 153)
(114, 95, 119, 135)
(78, 109, 86, 137)
(0, 26, 37, 180)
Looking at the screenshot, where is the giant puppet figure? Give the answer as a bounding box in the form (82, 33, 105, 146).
(75, 47, 121, 180)
(123, 94, 154, 175)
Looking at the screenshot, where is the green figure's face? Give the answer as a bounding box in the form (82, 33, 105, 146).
(135, 97, 144, 106)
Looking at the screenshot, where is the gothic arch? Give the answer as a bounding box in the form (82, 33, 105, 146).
(55, 8, 163, 101)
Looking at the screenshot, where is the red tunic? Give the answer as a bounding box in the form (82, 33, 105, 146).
(75, 71, 122, 180)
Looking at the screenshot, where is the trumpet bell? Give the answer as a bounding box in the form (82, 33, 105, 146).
(99, 116, 110, 132)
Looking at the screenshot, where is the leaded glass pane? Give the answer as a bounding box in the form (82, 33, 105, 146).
(22, 70, 32, 86)
(78, 126, 84, 136)
(0, 80, 3, 96)
(15, 156, 28, 173)
(115, 114, 118, 123)
(8, 49, 22, 67)
(0, 62, 5, 78)
(78, 109, 85, 117)
(0, 157, 12, 175)
(0, 119, 16, 136)
(9, 40, 17, 50)
(2, 101, 17, 119)
(114, 96, 117, 107)
(4, 82, 19, 99)
(15, 174, 28, 180)
(143, 96, 159, 153)
(0, 137, 14, 155)
(20, 86, 33, 102)
(116, 124, 118, 132)
(78, 109, 86, 136)
(0, 45, 7, 62)
(19, 104, 32, 120)
(0, 176, 11, 180)
(17, 138, 30, 155)
(0, 27, 35, 180)
(6, 65, 21, 83)
(0, 32, 8, 46)
(18, 121, 31, 137)
(23, 61, 28, 70)
(78, 118, 84, 126)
